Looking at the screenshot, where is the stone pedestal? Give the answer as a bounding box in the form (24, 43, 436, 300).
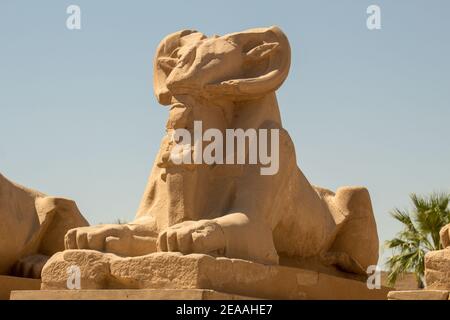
(387, 290, 449, 300)
(0, 275, 41, 300)
(11, 289, 257, 300)
(39, 250, 389, 300)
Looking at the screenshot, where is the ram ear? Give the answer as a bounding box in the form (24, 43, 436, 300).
(153, 30, 206, 105)
(245, 42, 279, 61)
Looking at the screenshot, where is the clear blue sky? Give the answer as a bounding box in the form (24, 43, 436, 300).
(1, 1, 449, 265)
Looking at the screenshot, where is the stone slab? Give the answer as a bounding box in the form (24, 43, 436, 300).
(0, 275, 41, 300)
(41, 250, 389, 300)
(387, 290, 449, 300)
(10, 289, 259, 300)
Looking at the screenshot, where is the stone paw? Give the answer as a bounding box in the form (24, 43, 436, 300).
(157, 220, 226, 255)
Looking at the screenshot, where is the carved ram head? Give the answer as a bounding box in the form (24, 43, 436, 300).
(153, 26, 291, 104)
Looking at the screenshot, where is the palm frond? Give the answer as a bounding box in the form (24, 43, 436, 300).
(385, 192, 450, 287)
(390, 208, 417, 233)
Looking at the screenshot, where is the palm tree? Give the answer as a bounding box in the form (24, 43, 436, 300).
(385, 192, 450, 288)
